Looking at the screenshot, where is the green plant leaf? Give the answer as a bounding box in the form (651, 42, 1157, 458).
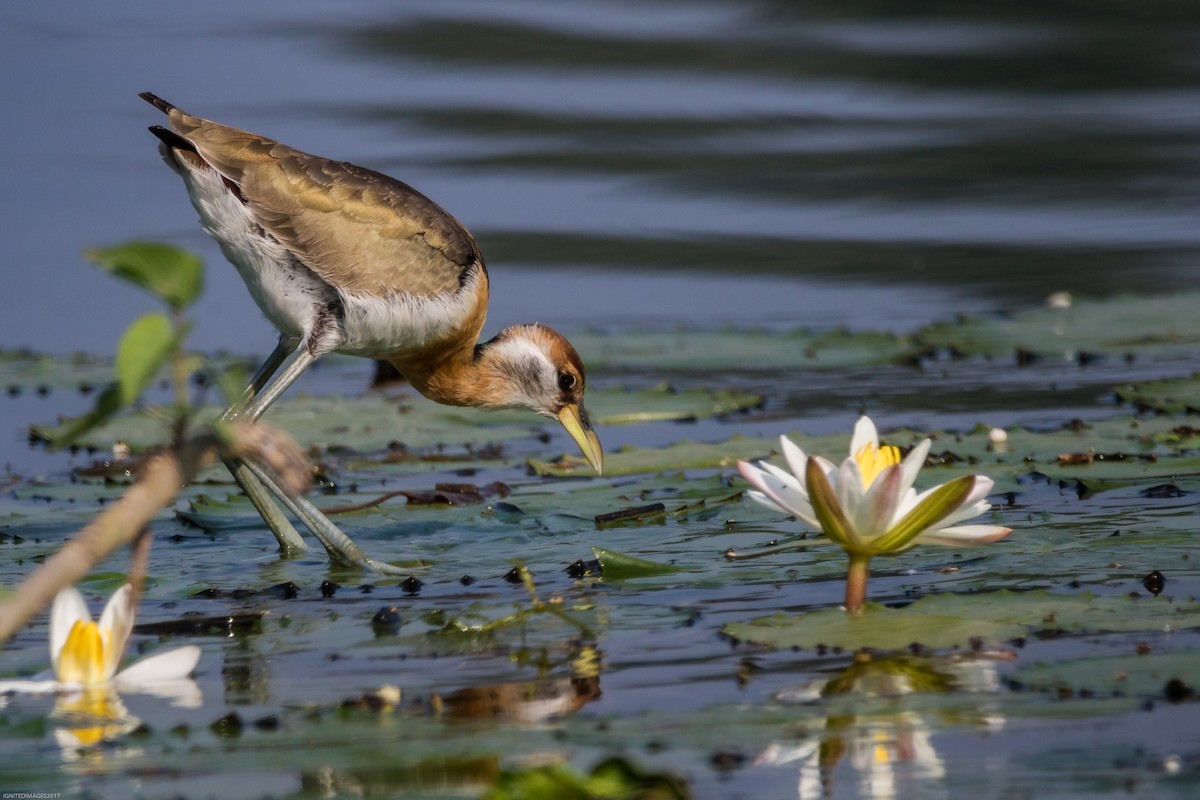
(592, 547, 684, 579)
(41, 383, 123, 446)
(88, 241, 204, 310)
(115, 313, 180, 405)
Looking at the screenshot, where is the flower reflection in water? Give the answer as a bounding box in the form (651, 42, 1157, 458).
(757, 653, 1007, 799)
(0, 583, 201, 755)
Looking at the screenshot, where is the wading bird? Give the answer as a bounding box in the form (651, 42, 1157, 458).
(140, 92, 602, 573)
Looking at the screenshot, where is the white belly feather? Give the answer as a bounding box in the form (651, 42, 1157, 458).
(177, 160, 478, 358)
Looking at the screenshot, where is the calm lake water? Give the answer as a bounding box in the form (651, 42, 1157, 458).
(4, 1, 1200, 355)
(4, 3, 1200, 799)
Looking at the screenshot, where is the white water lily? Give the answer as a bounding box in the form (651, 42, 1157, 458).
(0, 584, 201, 704)
(738, 416, 1011, 610)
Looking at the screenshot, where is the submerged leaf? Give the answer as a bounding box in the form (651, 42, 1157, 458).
(592, 547, 685, 579)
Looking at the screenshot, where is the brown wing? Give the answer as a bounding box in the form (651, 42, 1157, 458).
(155, 99, 482, 298)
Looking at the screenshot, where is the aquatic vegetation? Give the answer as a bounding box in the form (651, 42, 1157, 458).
(0, 584, 199, 698)
(738, 416, 1011, 611)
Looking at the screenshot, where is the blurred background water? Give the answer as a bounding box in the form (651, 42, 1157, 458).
(4, 0, 1199, 356)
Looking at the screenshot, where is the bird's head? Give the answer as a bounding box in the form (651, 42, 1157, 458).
(478, 324, 603, 473)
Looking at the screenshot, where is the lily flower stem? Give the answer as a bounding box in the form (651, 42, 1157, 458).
(844, 554, 871, 613)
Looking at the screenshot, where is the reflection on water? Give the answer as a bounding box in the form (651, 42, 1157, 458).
(52, 689, 139, 755)
(758, 653, 1006, 799)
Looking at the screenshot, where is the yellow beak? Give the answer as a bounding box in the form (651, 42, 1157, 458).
(557, 403, 603, 474)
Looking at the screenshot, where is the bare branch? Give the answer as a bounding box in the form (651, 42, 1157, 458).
(0, 423, 310, 643)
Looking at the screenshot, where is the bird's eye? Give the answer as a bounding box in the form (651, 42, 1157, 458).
(557, 372, 577, 392)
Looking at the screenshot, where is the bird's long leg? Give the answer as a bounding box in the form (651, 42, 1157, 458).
(219, 338, 307, 553)
(224, 341, 407, 574)
(241, 460, 407, 575)
(222, 337, 295, 422)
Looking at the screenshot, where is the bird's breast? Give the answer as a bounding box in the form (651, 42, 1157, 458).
(335, 267, 487, 358)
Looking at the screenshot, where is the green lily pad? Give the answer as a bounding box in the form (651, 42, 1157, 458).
(571, 328, 910, 371)
(1114, 373, 1200, 415)
(1012, 650, 1200, 698)
(723, 605, 1027, 652)
(590, 385, 763, 425)
(529, 434, 779, 477)
(916, 292, 1200, 361)
(0, 350, 115, 394)
(723, 591, 1200, 652)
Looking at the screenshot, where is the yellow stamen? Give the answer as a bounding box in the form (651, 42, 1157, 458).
(855, 442, 901, 489)
(56, 619, 108, 687)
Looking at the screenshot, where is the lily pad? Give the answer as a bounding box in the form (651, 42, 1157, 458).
(1012, 650, 1200, 698)
(916, 292, 1200, 362)
(589, 385, 763, 425)
(571, 328, 910, 371)
(1114, 373, 1200, 415)
(723, 591, 1200, 652)
(529, 434, 779, 477)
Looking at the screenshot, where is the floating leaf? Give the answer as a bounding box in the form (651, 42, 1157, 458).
(573, 328, 909, 372)
(530, 434, 777, 477)
(591, 385, 763, 425)
(724, 591, 1200, 652)
(88, 242, 204, 311)
(916, 292, 1200, 362)
(723, 606, 1026, 652)
(592, 547, 684, 579)
(1012, 650, 1200, 698)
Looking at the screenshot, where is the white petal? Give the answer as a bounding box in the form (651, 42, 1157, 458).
(917, 525, 1013, 546)
(859, 464, 904, 537)
(835, 457, 865, 531)
(97, 585, 134, 681)
(119, 678, 203, 709)
(739, 460, 813, 520)
(114, 645, 201, 687)
(849, 416, 879, 459)
(50, 587, 90, 672)
(0, 679, 62, 694)
(779, 436, 808, 481)
(897, 439, 932, 497)
(746, 489, 789, 515)
(939, 498, 995, 529)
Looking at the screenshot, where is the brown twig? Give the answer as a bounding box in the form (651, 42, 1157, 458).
(0, 423, 310, 644)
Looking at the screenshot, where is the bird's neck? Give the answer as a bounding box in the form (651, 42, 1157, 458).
(388, 340, 506, 409)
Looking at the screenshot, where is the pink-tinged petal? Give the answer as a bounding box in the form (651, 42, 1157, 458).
(917, 525, 1013, 546)
(835, 457, 864, 523)
(740, 459, 821, 528)
(859, 463, 904, 538)
(50, 587, 90, 672)
(779, 436, 809, 481)
(738, 460, 812, 520)
(805, 457, 859, 549)
(849, 416, 879, 460)
(97, 585, 134, 682)
(115, 645, 201, 687)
